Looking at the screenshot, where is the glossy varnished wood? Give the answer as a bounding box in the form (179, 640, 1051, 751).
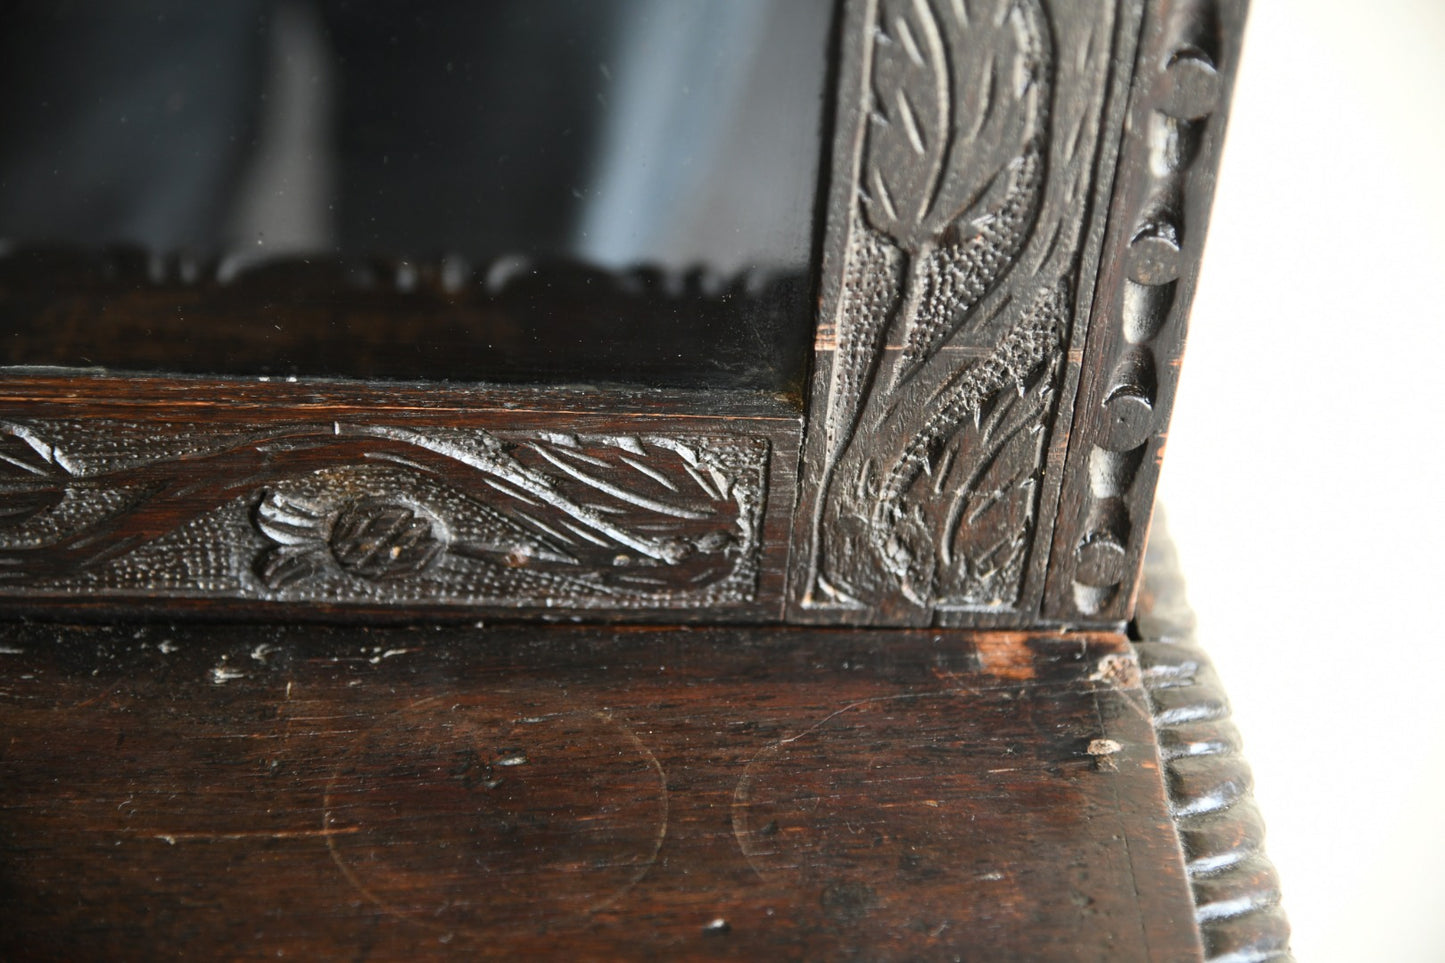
(0, 624, 1200, 960)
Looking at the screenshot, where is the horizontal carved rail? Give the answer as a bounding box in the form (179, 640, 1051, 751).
(0, 375, 800, 621)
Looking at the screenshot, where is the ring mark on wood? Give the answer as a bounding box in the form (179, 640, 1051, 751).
(731, 686, 1090, 929)
(322, 694, 668, 936)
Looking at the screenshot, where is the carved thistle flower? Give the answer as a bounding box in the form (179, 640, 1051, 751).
(253, 490, 447, 589)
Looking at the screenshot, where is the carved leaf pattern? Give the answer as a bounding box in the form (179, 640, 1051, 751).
(863, 0, 1049, 248)
(493, 433, 749, 591)
(0, 424, 68, 530)
(810, 0, 1061, 614)
(884, 0, 1050, 389)
(0, 422, 765, 608)
(876, 284, 1066, 606)
(895, 142, 1044, 387)
(861, 0, 952, 247)
(244, 429, 759, 597)
(878, 283, 1065, 515)
(818, 283, 1065, 609)
(823, 0, 1051, 472)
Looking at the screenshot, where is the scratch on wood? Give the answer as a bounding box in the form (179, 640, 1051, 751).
(153, 827, 362, 844)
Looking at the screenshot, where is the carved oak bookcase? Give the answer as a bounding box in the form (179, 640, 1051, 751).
(0, 1, 1288, 960)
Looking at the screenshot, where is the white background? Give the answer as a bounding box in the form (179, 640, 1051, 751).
(1159, 0, 1445, 959)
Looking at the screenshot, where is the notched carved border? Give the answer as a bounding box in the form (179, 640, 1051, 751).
(1044, 0, 1247, 621)
(1136, 528, 1292, 963)
(0, 418, 771, 611)
(1140, 641, 1292, 963)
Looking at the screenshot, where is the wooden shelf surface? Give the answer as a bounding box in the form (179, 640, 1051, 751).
(0, 622, 1200, 961)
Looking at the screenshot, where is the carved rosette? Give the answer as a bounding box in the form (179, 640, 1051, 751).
(791, 0, 1135, 624)
(254, 494, 450, 588)
(0, 420, 770, 611)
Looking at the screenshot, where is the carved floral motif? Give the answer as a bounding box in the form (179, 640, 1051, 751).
(795, 0, 1123, 622)
(0, 420, 769, 610)
(254, 493, 449, 588)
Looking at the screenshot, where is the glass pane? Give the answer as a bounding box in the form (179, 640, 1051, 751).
(0, 0, 832, 388)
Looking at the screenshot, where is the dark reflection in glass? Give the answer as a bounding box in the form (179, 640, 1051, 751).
(0, 0, 832, 389)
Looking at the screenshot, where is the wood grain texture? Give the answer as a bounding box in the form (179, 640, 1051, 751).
(0, 375, 800, 621)
(1136, 524, 1292, 962)
(0, 622, 1202, 961)
(1043, 0, 1249, 621)
(789, 0, 1148, 627)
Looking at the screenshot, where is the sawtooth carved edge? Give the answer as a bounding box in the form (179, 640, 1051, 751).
(1135, 526, 1293, 963)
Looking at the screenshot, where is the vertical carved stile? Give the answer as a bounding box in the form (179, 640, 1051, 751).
(1043, 0, 1248, 622)
(791, 0, 1145, 625)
